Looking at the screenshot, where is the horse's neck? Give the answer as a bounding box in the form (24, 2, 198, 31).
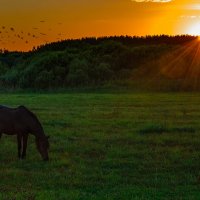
(15, 106, 43, 139)
(25, 110, 45, 138)
(30, 123, 45, 138)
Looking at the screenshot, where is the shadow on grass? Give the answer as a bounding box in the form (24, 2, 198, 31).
(139, 123, 196, 135)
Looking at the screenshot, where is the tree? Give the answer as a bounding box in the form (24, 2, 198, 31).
(67, 58, 89, 86)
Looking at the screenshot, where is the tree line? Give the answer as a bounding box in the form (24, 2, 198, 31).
(0, 35, 197, 89)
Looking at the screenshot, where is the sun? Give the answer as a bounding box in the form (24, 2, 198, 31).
(187, 22, 200, 36)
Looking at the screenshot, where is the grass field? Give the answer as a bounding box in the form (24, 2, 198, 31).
(0, 92, 200, 200)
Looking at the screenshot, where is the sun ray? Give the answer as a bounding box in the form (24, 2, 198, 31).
(160, 41, 197, 78)
(182, 42, 200, 89)
(133, 38, 200, 91)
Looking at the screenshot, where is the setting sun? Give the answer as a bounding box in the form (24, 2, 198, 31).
(187, 22, 200, 36)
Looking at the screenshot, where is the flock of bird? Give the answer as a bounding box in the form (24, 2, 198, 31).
(0, 21, 64, 47)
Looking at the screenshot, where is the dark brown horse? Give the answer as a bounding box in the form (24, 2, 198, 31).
(0, 105, 49, 161)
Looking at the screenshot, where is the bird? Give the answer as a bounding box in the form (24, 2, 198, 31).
(40, 33, 46, 36)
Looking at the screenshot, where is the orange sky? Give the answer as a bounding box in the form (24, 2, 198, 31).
(1, 0, 200, 51)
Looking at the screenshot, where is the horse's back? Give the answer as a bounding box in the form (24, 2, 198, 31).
(0, 105, 15, 118)
(0, 105, 31, 134)
(0, 105, 10, 109)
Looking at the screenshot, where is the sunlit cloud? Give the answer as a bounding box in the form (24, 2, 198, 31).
(180, 15, 200, 19)
(131, 0, 172, 3)
(186, 4, 200, 10)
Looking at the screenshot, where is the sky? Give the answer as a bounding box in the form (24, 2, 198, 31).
(1, 0, 200, 51)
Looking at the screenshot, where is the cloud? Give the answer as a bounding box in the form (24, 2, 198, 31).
(180, 15, 200, 19)
(131, 0, 172, 2)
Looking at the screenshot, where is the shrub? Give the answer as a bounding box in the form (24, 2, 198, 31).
(0, 68, 20, 88)
(34, 70, 54, 89)
(139, 123, 167, 134)
(67, 58, 89, 86)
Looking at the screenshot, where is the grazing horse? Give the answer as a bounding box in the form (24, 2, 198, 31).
(0, 105, 49, 161)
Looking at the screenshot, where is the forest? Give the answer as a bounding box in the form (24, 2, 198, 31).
(0, 35, 198, 90)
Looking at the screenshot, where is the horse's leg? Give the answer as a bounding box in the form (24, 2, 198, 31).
(0, 133, 2, 139)
(21, 134, 28, 159)
(17, 134, 22, 159)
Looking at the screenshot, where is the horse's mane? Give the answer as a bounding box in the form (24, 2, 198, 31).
(18, 106, 43, 130)
(0, 105, 9, 109)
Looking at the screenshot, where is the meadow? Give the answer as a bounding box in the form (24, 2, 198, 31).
(0, 92, 200, 200)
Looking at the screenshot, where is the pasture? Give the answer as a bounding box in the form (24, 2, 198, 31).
(0, 92, 200, 199)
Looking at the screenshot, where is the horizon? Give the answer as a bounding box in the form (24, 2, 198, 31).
(1, 0, 200, 51)
(0, 34, 198, 53)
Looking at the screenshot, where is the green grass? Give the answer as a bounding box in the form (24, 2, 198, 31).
(0, 92, 200, 199)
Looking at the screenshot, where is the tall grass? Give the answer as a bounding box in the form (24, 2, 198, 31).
(0, 92, 200, 199)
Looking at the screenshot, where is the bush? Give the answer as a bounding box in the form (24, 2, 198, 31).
(139, 123, 167, 134)
(34, 70, 54, 89)
(0, 61, 8, 75)
(0, 68, 20, 88)
(88, 62, 113, 84)
(67, 58, 89, 86)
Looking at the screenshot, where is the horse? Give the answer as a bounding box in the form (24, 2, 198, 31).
(0, 105, 49, 161)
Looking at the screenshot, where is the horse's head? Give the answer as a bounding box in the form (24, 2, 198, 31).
(36, 136, 50, 161)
